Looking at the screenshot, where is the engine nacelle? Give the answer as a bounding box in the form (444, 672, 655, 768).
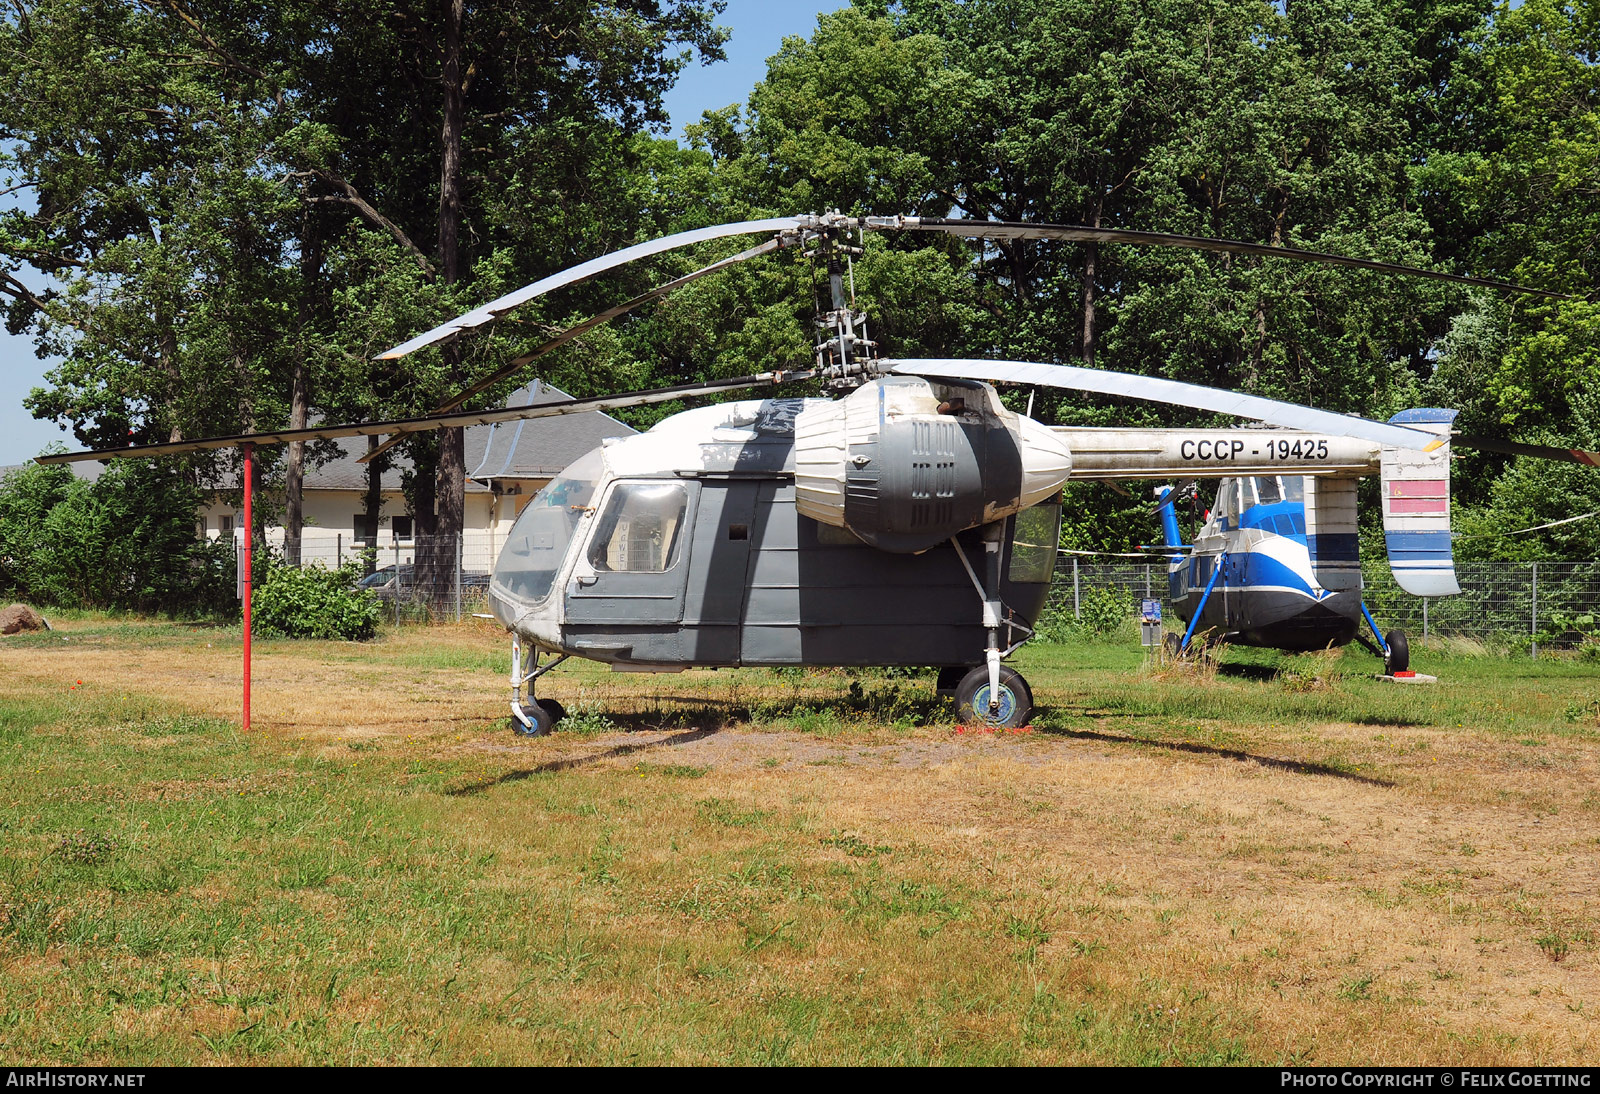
(794, 376, 1071, 552)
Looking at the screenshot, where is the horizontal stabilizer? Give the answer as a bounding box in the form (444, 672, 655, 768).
(1382, 409, 1460, 597)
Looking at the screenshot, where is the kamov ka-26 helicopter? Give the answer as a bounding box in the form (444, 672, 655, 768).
(38, 213, 1585, 730)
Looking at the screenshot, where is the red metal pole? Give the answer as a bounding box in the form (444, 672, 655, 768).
(242, 442, 253, 732)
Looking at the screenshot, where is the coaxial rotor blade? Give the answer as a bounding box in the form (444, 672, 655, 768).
(378, 217, 804, 359)
(1453, 435, 1600, 468)
(864, 216, 1569, 301)
(888, 358, 1443, 450)
(34, 369, 814, 466)
(362, 236, 786, 465)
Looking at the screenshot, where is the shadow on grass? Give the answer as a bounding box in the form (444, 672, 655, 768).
(1046, 726, 1394, 787)
(1216, 663, 1279, 682)
(446, 726, 723, 795)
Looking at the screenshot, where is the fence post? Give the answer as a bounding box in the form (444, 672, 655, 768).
(1531, 561, 1539, 660)
(336, 533, 342, 569)
(454, 531, 463, 624)
(1144, 564, 1151, 598)
(1423, 597, 1429, 640)
(1073, 557, 1081, 620)
(394, 536, 401, 627)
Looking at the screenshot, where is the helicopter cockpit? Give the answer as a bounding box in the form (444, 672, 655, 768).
(492, 446, 603, 606)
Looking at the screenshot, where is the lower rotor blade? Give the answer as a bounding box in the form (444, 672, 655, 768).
(35, 370, 814, 466)
(865, 217, 1569, 301)
(362, 236, 785, 465)
(1453, 436, 1600, 468)
(888, 358, 1442, 451)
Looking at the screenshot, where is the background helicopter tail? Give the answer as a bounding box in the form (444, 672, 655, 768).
(1381, 409, 1461, 596)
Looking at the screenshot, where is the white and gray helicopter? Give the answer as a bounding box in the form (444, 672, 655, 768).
(41, 212, 1581, 729)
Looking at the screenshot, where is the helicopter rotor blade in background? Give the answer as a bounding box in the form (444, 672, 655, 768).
(888, 358, 1444, 451)
(1452, 436, 1600, 468)
(34, 369, 815, 467)
(378, 217, 804, 359)
(865, 216, 1570, 302)
(361, 236, 787, 465)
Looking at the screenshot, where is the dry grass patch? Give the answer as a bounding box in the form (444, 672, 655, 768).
(3, 619, 1600, 1063)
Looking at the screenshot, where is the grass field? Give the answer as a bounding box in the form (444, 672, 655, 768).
(3, 616, 1599, 1065)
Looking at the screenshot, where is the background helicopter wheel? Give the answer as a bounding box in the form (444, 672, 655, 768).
(1384, 630, 1410, 674)
(1163, 632, 1183, 659)
(955, 665, 1032, 729)
(512, 703, 555, 737)
(540, 699, 567, 724)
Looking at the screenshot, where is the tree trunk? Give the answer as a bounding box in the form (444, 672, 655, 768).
(284, 364, 308, 567)
(431, 0, 468, 612)
(363, 435, 383, 577)
(285, 211, 324, 568)
(1080, 193, 1104, 367)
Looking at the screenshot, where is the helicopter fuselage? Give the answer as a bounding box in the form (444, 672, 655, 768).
(488, 396, 1059, 671)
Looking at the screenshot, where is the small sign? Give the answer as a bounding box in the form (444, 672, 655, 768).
(1140, 599, 1163, 647)
(236, 542, 246, 600)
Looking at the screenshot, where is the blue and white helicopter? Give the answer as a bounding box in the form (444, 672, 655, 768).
(1133, 405, 1488, 672)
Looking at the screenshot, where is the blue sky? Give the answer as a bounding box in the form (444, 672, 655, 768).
(0, 1, 848, 466)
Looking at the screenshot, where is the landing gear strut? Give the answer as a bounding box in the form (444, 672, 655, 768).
(510, 632, 568, 736)
(948, 525, 1035, 728)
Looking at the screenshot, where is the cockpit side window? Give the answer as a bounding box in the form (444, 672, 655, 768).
(1212, 479, 1236, 521)
(1254, 476, 1282, 506)
(494, 447, 603, 603)
(587, 482, 688, 573)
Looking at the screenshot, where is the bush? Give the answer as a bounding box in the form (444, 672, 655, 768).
(0, 455, 235, 615)
(251, 559, 381, 640)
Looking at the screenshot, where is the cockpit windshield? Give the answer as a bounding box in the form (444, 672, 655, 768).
(493, 447, 604, 603)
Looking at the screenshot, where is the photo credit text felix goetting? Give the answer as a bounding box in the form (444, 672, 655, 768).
(1282, 1074, 1592, 1088)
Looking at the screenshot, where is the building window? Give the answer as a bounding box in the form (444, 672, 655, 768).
(353, 514, 378, 541)
(218, 514, 233, 536)
(392, 516, 414, 540)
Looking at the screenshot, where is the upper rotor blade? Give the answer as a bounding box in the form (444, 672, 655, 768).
(34, 370, 813, 466)
(378, 217, 803, 359)
(1453, 435, 1600, 468)
(888, 358, 1442, 450)
(865, 217, 1570, 301)
(361, 236, 785, 465)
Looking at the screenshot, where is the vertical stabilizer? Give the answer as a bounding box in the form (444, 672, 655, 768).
(1382, 409, 1459, 596)
(1304, 477, 1362, 590)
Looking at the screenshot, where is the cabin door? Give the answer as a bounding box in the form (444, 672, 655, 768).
(564, 479, 698, 626)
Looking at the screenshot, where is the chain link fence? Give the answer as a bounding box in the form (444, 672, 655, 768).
(260, 527, 1600, 651)
(1046, 556, 1600, 653)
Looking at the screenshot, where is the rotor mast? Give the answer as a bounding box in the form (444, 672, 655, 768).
(804, 212, 878, 386)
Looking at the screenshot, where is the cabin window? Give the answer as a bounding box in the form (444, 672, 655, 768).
(495, 447, 603, 603)
(1282, 476, 1305, 503)
(1008, 496, 1061, 584)
(1254, 476, 1282, 506)
(588, 482, 688, 573)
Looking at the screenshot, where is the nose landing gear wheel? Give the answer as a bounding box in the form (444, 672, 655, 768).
(513, 702, 556, 737)
(955, 665, 1033, 728)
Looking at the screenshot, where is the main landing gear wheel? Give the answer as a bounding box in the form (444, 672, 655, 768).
(955, 665, 1033, 728)
(1384, 629, 1410, 675)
